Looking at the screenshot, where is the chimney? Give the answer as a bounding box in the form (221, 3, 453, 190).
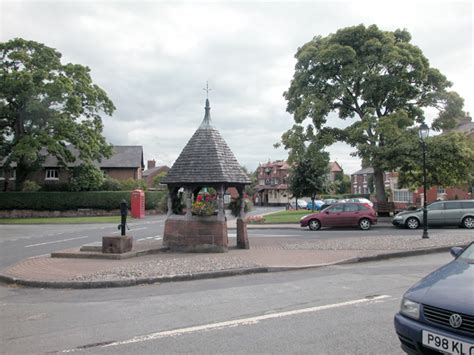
(147, 159, 156, 170)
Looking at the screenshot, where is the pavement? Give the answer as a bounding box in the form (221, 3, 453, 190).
(0, 219, 472, 289)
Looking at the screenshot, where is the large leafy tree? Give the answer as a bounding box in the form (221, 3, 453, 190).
(283, 24, 466, 202)
(0, 38, 115, 189)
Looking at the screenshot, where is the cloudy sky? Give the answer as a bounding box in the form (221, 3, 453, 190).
(2, 0, 472, 174)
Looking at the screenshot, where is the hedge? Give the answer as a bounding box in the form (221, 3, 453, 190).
(0, 191, 166, 211)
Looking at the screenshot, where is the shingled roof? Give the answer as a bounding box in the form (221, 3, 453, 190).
(162, 99, 250, 185)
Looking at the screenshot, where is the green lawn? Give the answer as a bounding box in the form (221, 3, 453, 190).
(0, 216, 123, 224)
(262, 210, 314, 224)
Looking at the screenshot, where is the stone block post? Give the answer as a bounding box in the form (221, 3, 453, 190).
(236, 185, 249, 249)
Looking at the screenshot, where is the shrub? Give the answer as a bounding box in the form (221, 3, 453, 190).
(144, 191, 165, 210)
(228, 197, 252, 217)
(22, 180, 41, 192)
(120, 178, 147, 191)
(101, 176, 122, 191)
(69, 164, 104, 191)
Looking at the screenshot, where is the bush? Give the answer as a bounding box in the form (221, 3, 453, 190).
(22, 180, 41, 192)
(120, 178, 147, 191)
(0, 191, 165, 211)
(101, 177, 122, 191)
(228, 197, 252, 217)
(69, 165, 104, 191)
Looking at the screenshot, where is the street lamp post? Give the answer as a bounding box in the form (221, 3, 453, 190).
(419, 123, 430, 239)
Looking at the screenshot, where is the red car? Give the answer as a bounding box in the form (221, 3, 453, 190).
(300, 202, 377, 231)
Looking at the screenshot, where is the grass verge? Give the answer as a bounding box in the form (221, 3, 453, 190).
(0, 216, 123, 224)
(262, 210, 315, 224)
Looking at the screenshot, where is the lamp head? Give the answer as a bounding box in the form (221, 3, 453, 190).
(419, 123, 430, 141)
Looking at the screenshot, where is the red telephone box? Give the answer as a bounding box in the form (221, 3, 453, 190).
(131, 189, 145, 218)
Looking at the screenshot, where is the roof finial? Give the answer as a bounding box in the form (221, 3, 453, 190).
(203, 81, 212, 99)
(199, 82, 213, 129)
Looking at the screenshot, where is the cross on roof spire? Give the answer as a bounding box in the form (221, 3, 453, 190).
(203, 81, 212, 99)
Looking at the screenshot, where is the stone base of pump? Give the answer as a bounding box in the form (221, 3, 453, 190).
(163, 215, 228, 253)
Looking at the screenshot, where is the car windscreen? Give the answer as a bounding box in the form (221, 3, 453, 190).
(459, 243, 474, 263)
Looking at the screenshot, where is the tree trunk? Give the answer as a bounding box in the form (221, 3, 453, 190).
(373, 166, 387, 202)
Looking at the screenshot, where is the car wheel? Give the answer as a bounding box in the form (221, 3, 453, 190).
(406, 217, 420, 229)
(462, 216, 474, 229)
(308, 219, 321, 231)
(359, 218, 371, 230)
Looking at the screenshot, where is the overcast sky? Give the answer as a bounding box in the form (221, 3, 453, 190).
(2, 0, 472, 174)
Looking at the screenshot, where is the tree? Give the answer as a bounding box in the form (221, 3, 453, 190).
(388, 130, 474, 190)
(288, 144, 330, 211)
(283, 24, 465, 202)
(152, 171, 168, 189)
(0, 38, 115, 190)
(69, 164, 104, 191)
(334, 173, 351, 195)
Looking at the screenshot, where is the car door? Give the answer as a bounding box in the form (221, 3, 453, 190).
(322, 204, 345, 227)
(427, 202, 445, 226)
(443, 201, 463, 225)
(343, 203, 360, 226)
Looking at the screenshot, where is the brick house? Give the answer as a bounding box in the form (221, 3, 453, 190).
(142, 160, 170, 189)
(1, 145, 144, 190)
(351, 168, 472, 209)
(255, 160, 343, 206)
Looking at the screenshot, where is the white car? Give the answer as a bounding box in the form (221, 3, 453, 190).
(289, 200, 308, 209)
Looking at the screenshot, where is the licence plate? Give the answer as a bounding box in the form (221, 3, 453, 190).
(422, 330, 474, 355)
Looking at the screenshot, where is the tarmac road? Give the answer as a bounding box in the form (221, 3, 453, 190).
(0, 252, 452, 354)
(0, 208, 470, 269)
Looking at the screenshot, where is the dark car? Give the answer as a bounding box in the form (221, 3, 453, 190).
(394, 243, 474, 354)
(299, 202, 377, 231)
(392, 200, 474, 229)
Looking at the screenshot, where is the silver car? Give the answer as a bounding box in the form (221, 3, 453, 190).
(392, 200, 474, 229)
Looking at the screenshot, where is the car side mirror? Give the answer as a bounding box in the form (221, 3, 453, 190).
(325, 211, 329, 214)
(450, 246, 463, 258)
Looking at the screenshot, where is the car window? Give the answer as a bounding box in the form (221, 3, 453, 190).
(344, 204, 359, 212)
(358, 204, 369, 211)
(461, 201, 474, 209)
(328, 204, 344, 212)
(427, 202, 444, 211)
(445, 202, 462, 210)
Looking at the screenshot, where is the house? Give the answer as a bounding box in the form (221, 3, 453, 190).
(329, 161, 343, 182)
(351, 167, 472, 210)
(1, 145, 144, 190)
(142, 160, 170, 189)
(255, 160, 343, 206)
(255, 160, 290, 205)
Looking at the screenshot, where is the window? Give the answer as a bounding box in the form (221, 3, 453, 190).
(328, 204, 344, 213)
(45, 169, 59, 180)
(461, 201, 474, 209)
(0, 170, 4, 180)
(437, 186, 446, 194)
(428, 202, 444, 211)
(10, 169, 16, 180)
(344, 204, 359, 212)
(363, 174, 367, 182)
(393, 189, 413, 203)
(445, 202, 462, 210)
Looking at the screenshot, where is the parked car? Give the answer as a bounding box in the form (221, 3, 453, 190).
(306, 200, 325, 211)
(394, 242, 474, 354)
(392, 200, 474, 229)
(289, 199, 308, 209)
(300, 202, 377, 230)
(345, 197, 374, 207)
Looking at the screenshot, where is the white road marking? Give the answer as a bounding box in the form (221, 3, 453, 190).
(26, 253, 50, 259)
(111, 227, 148, 235)
(83, 295, 389, 350)
(24, 236, 89, 248)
